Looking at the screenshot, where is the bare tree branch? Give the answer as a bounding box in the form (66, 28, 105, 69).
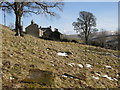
(0, 2, 64, 36)
(5, 2, 14, 10)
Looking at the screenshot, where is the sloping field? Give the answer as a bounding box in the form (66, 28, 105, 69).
(1, 25, 119, 88)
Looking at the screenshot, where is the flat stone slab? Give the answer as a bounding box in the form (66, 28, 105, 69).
(21, 69, 55, 86)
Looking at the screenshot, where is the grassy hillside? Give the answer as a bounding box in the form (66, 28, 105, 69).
(1, 25, 119, 88)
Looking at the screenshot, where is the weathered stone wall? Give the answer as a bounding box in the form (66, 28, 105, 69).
(43, 29, 52, 39)
(39, 29, 44, 38)
(51, 30, 61, 40)
(25, 23, 61, 40)
(26, 24, 39, 38)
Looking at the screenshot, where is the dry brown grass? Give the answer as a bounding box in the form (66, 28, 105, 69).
(1, 25, 119, 88)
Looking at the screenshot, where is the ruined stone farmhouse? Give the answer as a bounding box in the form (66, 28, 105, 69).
(25, 20, 61, 40)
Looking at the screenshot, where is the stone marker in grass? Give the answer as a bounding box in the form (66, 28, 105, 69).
(21, 69, 55, 86)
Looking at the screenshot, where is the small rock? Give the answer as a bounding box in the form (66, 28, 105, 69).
(57, 52, 68, 56)
(68, 63, 75, 67)
(101, 75, 116, 81)
(86, 64, 92, 68)
(57, 51, 72, 56)
(21, 69, 55, 86)
(95, 72, 101, 76)
(105, 52, 111, 55)
(116, 74, 119, 77)
(62, 75, 67, 78)
(46, 48, 51, 50)
(10, 76, 14, 80)
(77, 64, 84, 68)
(105, 65, 112, 69)
(51, 64, 54, 66)
(92, 76, 99, 80)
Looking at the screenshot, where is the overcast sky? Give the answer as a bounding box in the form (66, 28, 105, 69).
(0, 1, 118, 35)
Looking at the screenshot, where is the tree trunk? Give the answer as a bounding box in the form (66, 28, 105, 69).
(85, 30, 88, 44)
(85, 36, 88, 44)
(85, 23, 89, 44)
(15, 14, 22, 36)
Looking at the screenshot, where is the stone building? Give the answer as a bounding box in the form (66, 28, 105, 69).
(26, 20, 39, 38)
(25, 20, 61, 40)
(39, 26, 53, 39)
(51, 28, 61, 40)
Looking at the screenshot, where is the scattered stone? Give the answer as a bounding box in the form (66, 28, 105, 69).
(10, 76, 14, 80)
(86, 64, 92, 68)
(57, 51, 72, 56)
(62, 75, 68, 78)
(46, 48, 51, 50)
(62, 73, 80, 79)
(113, 78, 118, 81)
(68, 63, 75, 67)
(57, 52, 68, 56)
(46, 48, 57, 52)
(9, 54, 13, 57)
(21, 69, 55, 86)
(116, 74, 119, 77)
(92, 76, 99, 80)
(101, 75, 118, 81)
(95, 72, 101, 76)
(105, 52, 111, 55)
(77, 64, 84, 68)
(116, 73, 120, 77)
(105, 65, 112, 69)
(51, 64, 54, 66)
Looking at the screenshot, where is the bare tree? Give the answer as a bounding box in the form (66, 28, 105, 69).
(0, 1, 64, 36)
(72, 11, 96, 44)
(98, 29, 107, 47)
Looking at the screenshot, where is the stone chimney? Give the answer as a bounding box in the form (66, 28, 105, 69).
(31, 20, 34, 25)
(54, 28, 58, 32)
(49, 26, 51, 29)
